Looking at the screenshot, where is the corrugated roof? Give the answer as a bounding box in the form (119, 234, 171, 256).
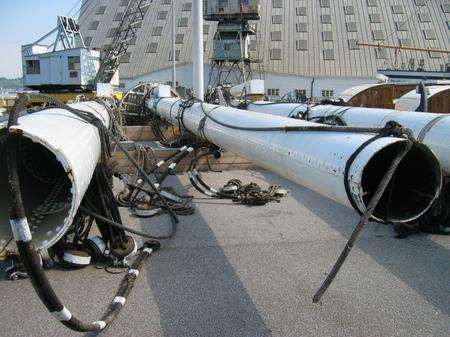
(79, 0, 450, 80)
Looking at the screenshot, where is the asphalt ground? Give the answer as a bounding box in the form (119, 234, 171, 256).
(0, 169, 449, 337)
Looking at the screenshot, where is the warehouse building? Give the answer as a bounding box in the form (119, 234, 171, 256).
(79, 0, 450, 99)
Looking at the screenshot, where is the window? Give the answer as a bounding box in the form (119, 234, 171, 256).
(68, 56, 80, 71)
(120, 52, 132, 63)
(271, 31, 282, 41)
(146, 42, 158, 53)
(443, 4, 450, 13)
(175, 33, 184, 44)
(418, 12, 431, 22)
(296, 7, 306, 16)
(372, 30, 384, 40)
(270, 49, 282, 60)
(152, 26, 163, 36)
(398, 38, 411, 46)
(296, 23, 307, 32)
(429, 51, 441, 59)
(396, 21, 408, 31)
(348, 39, 359, 50)
(322, 90, 334, 98)
(272, 15, 282, 24)
(107, 28, 118, 38)
(178, 17, 188, 27)
(424, 29, 436, 40)
(415, 0, 426, 5)
(375, 48, 387, 59)
(344, 6, 355, 15)
(295, 89, 307, 96)
(369, 13, 381, 23)
(168, 50, 180, 61)
(321, 14, 331, 24)
(296, 40, 307, 51)
(120, 0, 130, 6)
(249, 40, 257, 51)
(165, 81, 179, 87)
(114, 12, 124, 21)
(346, 22, 357, 32)
(162, 0, 171, 4)
(25, 60, 40, 74)
(320, 0, 330, 8)
(323, 49, 335, 60)
(157, 11, 168, 20)
(204, 25, 210, 34)
(84, 37, 93, 46)
(367, 0, 377, 7)
(392, 5, 404, 14)
(182, 2, 192, 11)
(322, 31, 333, 41)
(267, 89, 280, 96)
(273, 0, 282, 8)
(96, 6, 106, 15)
(69, 71, 78, 78)
(89, 21, 99, 30)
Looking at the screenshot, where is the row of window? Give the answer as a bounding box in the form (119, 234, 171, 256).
(266, 88, 334, 98)
(266, 47, 442, 61)
(118, 40, 443, 64)
(295, 5, 438, 17)
(291, 4, 449, 16)
(25, 57, 81, 76)
(274, 15, 437, 30)
(317, 0, 431, 9)
(94, 1, 450, 18)
(267, 28, 439, 43)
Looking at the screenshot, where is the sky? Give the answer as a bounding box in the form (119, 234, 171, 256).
(0, 0, 82, 79)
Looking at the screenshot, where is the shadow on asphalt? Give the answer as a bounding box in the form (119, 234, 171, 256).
(260, 170, 450, 317)
(140, 177, 270, 337)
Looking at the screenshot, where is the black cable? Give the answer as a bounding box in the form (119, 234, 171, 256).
(173, 97, 387, 135)
(80, 207, 176, 240)
(313, 139, 413, 303)
(5, 94, 160, 332)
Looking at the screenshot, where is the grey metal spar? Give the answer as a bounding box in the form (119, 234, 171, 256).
(247, 102, 450, 175)
(148, 86, 442, 223)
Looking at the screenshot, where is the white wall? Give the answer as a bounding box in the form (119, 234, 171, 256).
(121, 63, 378, 98)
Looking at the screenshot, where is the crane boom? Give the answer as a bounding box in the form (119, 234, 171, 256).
(95, 0, 152, 84)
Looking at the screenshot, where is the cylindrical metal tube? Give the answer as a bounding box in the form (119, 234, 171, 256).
(247, 102, 450, 175)
(0, 101, 110, 252)
(149, 97, 441, 223)
(193, 0, 204, 99)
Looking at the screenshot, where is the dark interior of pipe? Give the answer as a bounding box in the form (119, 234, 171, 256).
(362, 142, 441, 222)
(0, 134, 72, 250)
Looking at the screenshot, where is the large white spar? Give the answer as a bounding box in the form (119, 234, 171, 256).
(148, 86, 441, 223)
(0, 101, 110, 252)
(247, 102, 450, 175)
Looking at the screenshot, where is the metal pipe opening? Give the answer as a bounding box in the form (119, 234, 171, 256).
(0, 133, 73, 251)
(362, 142, 441, 222)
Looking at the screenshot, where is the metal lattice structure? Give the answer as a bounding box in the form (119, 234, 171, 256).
(206, 1, 262, 88)
(23, 15, 86, 54)
(95, 0, 151, 84)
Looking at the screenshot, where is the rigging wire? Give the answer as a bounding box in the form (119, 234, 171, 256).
(66, 0, 83, 17)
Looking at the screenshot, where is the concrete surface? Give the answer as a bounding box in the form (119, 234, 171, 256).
(0, 169, 449, 337)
